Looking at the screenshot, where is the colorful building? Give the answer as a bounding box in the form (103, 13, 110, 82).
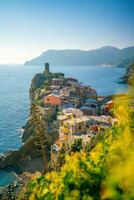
(75, 83, 97, 98)
(66, 77, 78, 86)
(59, 87, 70, 97)
(63, 108, 83, 118)
(52, 78, 64, 86)
(51, 142, 62, 167)
(59, 116, 90, 141)
(104, 100, 114, 112)
(44, 93, 62, 106)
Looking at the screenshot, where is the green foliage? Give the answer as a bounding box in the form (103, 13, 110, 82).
(29, 70, 64, 102)
(31, 73, 46, 91)
(43, 70, 64, 80)
(48, 106, 59, 122)
(36, 99, 45, 107)
(123, 62, 134, 85)
(71, 139, 82, 152)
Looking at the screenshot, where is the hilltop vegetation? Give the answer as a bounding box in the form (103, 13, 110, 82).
(29, 67, 64, 101)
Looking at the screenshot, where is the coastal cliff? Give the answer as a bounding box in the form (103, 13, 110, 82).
(0, 63, 99, 174)
(0, 64, 64, 173)
(0, 63, 116, 174)
(122, 62, 134, 85)
(1, 63, 133, 199)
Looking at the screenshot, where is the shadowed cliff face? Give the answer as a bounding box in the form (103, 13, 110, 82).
(0, 65, 62, 173)
(123, 62, 134, 86)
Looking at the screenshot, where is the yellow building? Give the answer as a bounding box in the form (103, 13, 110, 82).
(59, 116, 90, 141)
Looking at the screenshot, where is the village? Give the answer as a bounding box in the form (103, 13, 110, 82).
(33, 63, 115, 168)
(0, 62, 133, 199)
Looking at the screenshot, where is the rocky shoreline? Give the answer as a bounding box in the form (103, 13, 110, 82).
(0, 171, 41, 200)
(0, 180, 19, 200)
(121, 62, 134, 85)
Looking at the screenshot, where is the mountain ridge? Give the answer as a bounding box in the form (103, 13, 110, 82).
(25, 46, 134, 67)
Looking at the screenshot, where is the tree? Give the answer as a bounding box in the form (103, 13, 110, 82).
(71, 139, 82, 152)
(32, 103, 48, 172)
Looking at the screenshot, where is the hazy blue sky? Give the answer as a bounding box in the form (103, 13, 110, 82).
(0, 0, 134, 63)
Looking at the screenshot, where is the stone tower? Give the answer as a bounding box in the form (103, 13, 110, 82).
(45, 63, 50, 73)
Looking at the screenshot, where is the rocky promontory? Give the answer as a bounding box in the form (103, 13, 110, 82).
(121, 62, 134, 85)
(0, 64, 63, 173)
(0, 63, 117, 199)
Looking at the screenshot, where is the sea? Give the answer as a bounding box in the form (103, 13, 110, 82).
(0, 64, 128, 186)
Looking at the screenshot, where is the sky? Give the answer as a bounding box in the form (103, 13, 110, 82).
(0, 0, 134, 63)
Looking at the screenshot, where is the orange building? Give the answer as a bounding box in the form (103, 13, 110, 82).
(107, 101, 114, 110)
(44, 94, 62, 106)
(104, 100, 114, 112)
(90, 125, 99, 132)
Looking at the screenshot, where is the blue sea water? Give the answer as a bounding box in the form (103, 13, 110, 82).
(0, 64, 128, 186)
(0, 170, 17, 187)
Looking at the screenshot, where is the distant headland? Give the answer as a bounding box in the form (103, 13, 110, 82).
(24, 46, 134, 67)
